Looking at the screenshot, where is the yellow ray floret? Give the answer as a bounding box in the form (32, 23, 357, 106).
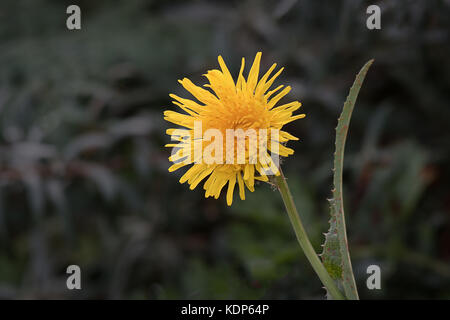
(164, 52, 305, 206)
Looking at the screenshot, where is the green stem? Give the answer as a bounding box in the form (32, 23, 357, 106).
(274, 169, 345, 300)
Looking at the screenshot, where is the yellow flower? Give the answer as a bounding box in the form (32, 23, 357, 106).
(164, 52, 305, 206)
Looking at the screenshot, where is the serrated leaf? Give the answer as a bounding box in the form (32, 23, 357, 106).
(321, 60, 374, 300)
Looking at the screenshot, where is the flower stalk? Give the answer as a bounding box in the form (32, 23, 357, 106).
(274, 169, 345, 300)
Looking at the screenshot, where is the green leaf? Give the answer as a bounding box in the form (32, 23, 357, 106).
(321, 60, 374, 300)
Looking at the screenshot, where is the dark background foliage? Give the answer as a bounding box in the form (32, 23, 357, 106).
(0, 0, 449, 299)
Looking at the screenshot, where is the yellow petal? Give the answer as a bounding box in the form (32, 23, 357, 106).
(179, 78, 219, 105)
(226, 173, 237, 206)
(237, 171, 246, 200)
(255, 63, 277, 97)
(267, 86, 291, 109)
(247, 52, 262, 95)
(218, 55, 235, 87)
(262, 67, 284, 94)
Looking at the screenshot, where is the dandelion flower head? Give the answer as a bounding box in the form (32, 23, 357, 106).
(164, 52, 305, 205)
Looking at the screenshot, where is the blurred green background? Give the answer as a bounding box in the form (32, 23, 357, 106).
(0, 0, 449, 299)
